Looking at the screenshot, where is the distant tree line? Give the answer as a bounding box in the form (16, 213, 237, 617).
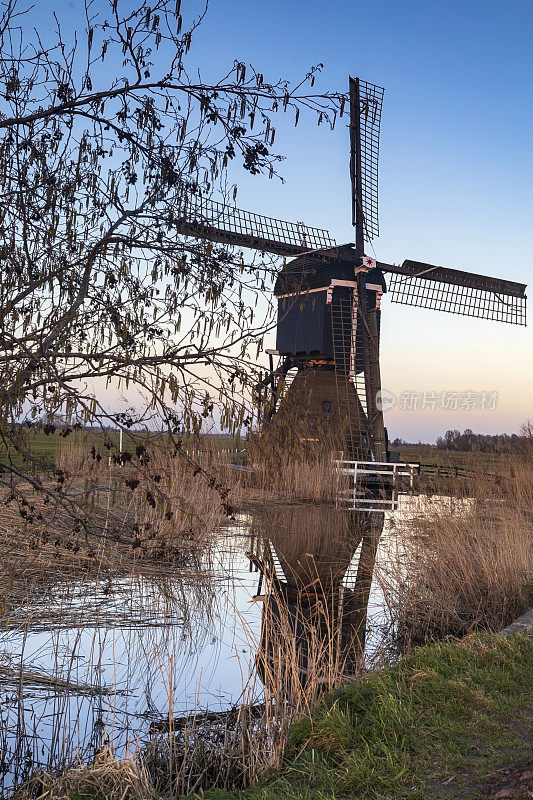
(437, 421, 532, 453)
(391, 421, 533, 454)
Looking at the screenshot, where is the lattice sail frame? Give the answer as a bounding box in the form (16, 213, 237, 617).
(175, 193, 336, 254)
(387, 272, 527, 325)
(358, 80, 384, 242)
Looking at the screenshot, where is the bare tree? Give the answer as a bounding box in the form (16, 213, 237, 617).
(0, 0, 344, 519)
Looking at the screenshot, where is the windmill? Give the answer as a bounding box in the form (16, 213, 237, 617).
(175, 77, 527, 470)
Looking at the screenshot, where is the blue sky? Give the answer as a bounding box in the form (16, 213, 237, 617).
(33, 0, 533, 440)
(190, 0, 533, 441)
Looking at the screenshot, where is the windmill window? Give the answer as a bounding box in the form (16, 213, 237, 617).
(322, 400, 331, 413)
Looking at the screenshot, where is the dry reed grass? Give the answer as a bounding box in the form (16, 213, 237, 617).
(57, 432, 227, 548)
(15, 749, 155, 800)
(377, 455, 533, 651)
(0, 435, 229, 592)
(10, 560, 362, 798)
(203, 432, 343, 513)
(242, 430, 341, 502)
(0, 430, 342, 602)
(141, 504, 382, 795)
(143, 573, 363, 795)
(0, 434, 236, 626)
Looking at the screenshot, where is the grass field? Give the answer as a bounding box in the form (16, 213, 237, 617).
(0, 429, 61, 471)
(0, 429, 521, 475)
(0, 428, 242, 473)
(392, 444, 524, 470)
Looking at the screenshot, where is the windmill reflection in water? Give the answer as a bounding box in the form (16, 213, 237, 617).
(247, 506, 383, 694)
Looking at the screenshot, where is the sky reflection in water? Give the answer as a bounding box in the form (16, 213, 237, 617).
(0, 495, 459, 790)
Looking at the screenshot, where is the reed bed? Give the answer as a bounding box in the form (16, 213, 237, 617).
(0, 562, 229, 794)
(4, 435, 532, 798)
(54, 431, 342, 564)
(240, 436, 338, 504)
(376, 455, 533, 651)
(138, 571, 365, 795)
(0, 429, 342, 606)
(0, 435, 232, 614)
(135, 508, 377, 795)
(9, 572, 364, 798)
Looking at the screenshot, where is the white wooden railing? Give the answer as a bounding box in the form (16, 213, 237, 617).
(333, 460, 420, 512)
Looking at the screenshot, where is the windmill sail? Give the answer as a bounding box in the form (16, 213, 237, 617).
(384, 259, 527, 325)
(174, 194, 336, 257)
(173, 191, 527, 327)
(355, 79, 384, 243)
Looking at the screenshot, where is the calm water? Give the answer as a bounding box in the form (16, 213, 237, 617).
(0, 495, 458, 790)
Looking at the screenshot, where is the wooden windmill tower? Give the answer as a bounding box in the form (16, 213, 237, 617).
(176, 77, 527, 463)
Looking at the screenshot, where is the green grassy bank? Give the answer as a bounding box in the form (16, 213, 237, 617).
(208, 633, 532, 800)
(23, 633, 532, 800)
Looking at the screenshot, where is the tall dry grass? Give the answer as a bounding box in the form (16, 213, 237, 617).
(0, 429, 344, 626)
(0, 435, 232, 610)
(141, 568, 364, 795)
(377, 455, 533, 651)
(57, 433, 227, 546)
(56, 429, 342, 523)
(15, 750, 155, 800)
(11, 563, 362, 798)
(218, 431, 343, 508)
